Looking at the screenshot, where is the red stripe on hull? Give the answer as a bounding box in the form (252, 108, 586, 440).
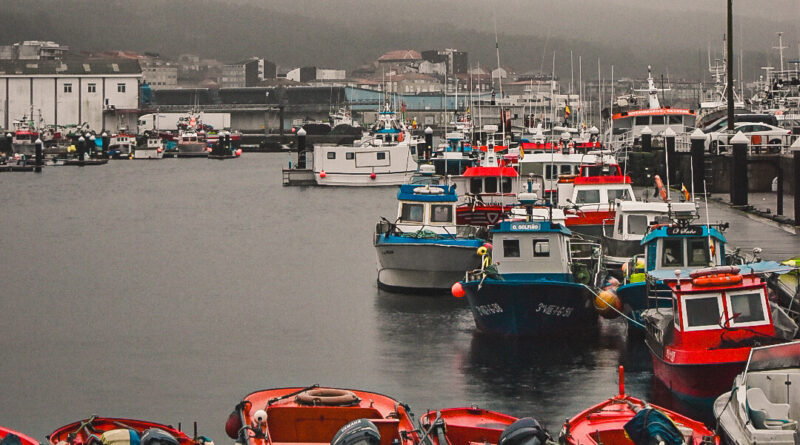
(565, 210, 614, 227)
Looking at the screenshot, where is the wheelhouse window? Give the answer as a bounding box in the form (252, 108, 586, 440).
(662, 238, 683, 267)
(377, 152, 386, 160)
(346, 152, 354, 160)
(545, 165, 555, 179)
(470, 178, 482, 194)
(683, 295, 722, 329)
(575, 189, 600, 204)
(500, 177, 512, 193)
(687, 238, 710, 267)
(628, 215, 649, 235)
(668, 115, 682, 125)
(430, 205, 452, 223)
(327, 152, 336, 159)
(608, 188, 631, 202)
(651, 116, 665, 125)
(560, 165, 572, 175)
(484, 177, 498, 193)
(635, 116, 649, 126)
(533, 239, 550, 257)
(503, 239, 520, 258)
(727, 291, 767, 325)
(400, 203, 424, 222)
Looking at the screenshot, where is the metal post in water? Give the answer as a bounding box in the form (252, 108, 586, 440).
(640, 126, 652, 152)
(730, 131, 749, 206)
(77, 136, 86, 161)
(618, 365, 625, 396)
(34, 138, 43, 172)
(690, 129, 706, 195)
(792, 141, 800, 225)
(664, 127, 677, 185)
(424, 126, 433, 161)
(726, 0, 735, 132)
(776, 159, 783, 216)
(296, 127, 307, 169)
(101, 131, 109, 159)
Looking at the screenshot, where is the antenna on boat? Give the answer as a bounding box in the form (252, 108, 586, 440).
(703, 179, 714, 264)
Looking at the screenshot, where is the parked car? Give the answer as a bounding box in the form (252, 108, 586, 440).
(704, 121, 790, 153)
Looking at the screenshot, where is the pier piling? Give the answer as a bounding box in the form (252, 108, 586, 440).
(34, 138, 43, 173)
(296, 127, 307, 169)
(730, 131, 749, 206)
(690, 129, 706, 195)
(640, 126, 652, 152)
(424, 127, 433, 161)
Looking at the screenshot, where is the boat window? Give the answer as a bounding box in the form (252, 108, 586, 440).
(545, 165, 555, 179)
(662, 238, 683, 267)
(684, 296, 722, 329)
(327, 152, 336, 159)
(575, 189, 600, 204)
(607, 188, 631, 202)
(727, 291, 766, 324)
(566, 240, 572, 263)
(503, 239, 520, 258)
(346, 152, 354, 160)
(470, 178, 482, 194)
(485, 177, 498, 193)
(377, 152, 386, 160)
(400, 203, 424, 222)
(635, 116, 649, 126)
(628, 215, 649, 235)
(668, 115, 682, 125)
(500, 177, 512, 193)
(651, 116, 665, 125)
(560, 165, 572, 175)
(431, 205, 452, 223)
(687, 238, 710, 267)
(617, 218, 623, 234)
(533, 239, 550, 257)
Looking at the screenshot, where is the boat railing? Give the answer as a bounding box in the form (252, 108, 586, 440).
(376, 218, 484, 240)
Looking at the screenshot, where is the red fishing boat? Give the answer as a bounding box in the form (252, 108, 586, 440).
(418, 407, 550, 445)
(225, 385, 418, 445)
(48, 417, 206, 445)
(559, 367, 719, 445)
(642, 266, 786, 403)
(1, 426, 40, 445)
(556, 163, 635, 237)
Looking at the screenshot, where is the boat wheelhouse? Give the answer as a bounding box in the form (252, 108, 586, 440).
(176, 129, 209, 157)
(517, 151, 616, 196)
(603, 201, 698, 273)
(313, 108, 419, 186)
(430, 132, 476, 175)
(713, 341, 800, 445)
(133, 137, 164, 159)
(108, 134, 135, 158)
(456, 199, 601, 336)
(374, 184, 484, 293)
(557, 163, 635, 237)
(643, 266, 784, 402)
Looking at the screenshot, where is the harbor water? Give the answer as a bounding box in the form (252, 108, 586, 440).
(2, 153, 799, 441)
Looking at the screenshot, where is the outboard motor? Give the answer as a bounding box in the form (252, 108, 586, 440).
(498, 417, 550, 445)
(140, 429, 179, 445)
(330, 419, 380, 445)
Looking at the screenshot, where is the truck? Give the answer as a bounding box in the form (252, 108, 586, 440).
(137, 113, 231, 134)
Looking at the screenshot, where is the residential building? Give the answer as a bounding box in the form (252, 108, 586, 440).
(222, 58, 276, 88)
(421, 49, 468, 75)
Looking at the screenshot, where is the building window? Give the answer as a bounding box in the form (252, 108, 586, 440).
(63, 83, 72, 93)
(88, 83, 96, 93)
(117, 83, 126, 93)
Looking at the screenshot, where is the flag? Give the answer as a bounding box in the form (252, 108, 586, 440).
(519, 143, 525, 160)
(564, 100, 571, 117)
(681, 184, 690, 201)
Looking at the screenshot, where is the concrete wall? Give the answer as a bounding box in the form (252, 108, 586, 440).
(674, 152, 796, 195)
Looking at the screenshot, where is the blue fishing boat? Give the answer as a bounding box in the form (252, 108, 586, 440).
(374, 183, 485, 294)
(454, 197, 601, 336)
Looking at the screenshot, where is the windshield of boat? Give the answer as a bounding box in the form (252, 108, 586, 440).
(575, 189, 600, 204)
(400, 203, 424, 222)
(683, 294, 722, 329)
(746, 341, 800, 373)
(430, 205, 453, 223)
(662, 238, 683, 267)
(608, 188, 632, 202)
(627, 215, 649, 235)
(687, 238, 710, 267)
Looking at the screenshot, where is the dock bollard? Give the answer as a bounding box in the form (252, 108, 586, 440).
(664, 127, 676, 185)
(296, 127, 307, 169)
(640, 126, 652, 152)
(101, 132, 109, 159)
(2, 133, 11, 157)
(690, 129, 706, 195)
(77, 136, 86, 161)
(730, 131, 749, 206)
(89, 135, 96, 158)
(424, 127, 433, 161)
(34, 138, 43, 172)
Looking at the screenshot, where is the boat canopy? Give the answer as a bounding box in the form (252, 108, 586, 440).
(462, 166, 518, 177)
(397, 184, 456, 202)
(642, 224, 726, 245)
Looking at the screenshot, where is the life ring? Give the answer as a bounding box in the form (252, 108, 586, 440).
(689, 265, 740, 279)
(692, 273, 742, 287)
(295, 388, 360, 406)
(654, 175, 667, 202)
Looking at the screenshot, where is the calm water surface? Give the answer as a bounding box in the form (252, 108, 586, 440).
(6, 153, 789, 440)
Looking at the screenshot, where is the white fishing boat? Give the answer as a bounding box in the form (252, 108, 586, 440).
(133, 137, 164, 159)
(313, 106, 419, 186)
(374, 184, 485, 293)
(108, 134, 135, 159)
(713, 341, 800, 445)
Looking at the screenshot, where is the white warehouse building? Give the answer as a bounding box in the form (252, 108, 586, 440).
(0, 59, 142, 132)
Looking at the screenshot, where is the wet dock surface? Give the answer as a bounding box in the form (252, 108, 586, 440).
(0, 154, 797, 441)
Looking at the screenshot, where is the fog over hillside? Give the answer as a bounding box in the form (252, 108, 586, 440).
(2, 0, 798, 80)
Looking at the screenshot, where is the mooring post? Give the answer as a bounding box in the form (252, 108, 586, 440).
(77, 136, 86, 161)
(34, 138, 43, 172)
(664, 127, 677, 185)
(792, 138, 800, 225)
(640, 126, 652, 152)
(424, 126, 433, 161)
(730, 131, 749, 206)
(101, 131, 109, 159)
(690, 129, 706, 195)
(296, 127, 307, 169)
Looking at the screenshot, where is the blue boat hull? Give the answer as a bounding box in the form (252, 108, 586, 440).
(617, 281, 672, 332)
(462, 278, 597, 336)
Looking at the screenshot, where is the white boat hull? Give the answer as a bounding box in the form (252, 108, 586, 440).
(317, 171, 415, 186)
(375, 242, 482, 292)
(133, 149, 163, 159)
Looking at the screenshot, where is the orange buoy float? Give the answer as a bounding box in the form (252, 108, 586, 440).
(295, 388, 359, 406)
(451, 282, 466, 298)
(594, 290, 622, 318)
(692, 273, 742, 287)
(654, 175, 667, 202)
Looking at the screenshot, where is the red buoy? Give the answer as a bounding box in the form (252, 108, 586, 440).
(370, 172, 376, 180)
(320, 170, 326, 178)
(236, 148, 243, 156)
(451, 282, 465, 298)
(225, 410, 242, 439)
